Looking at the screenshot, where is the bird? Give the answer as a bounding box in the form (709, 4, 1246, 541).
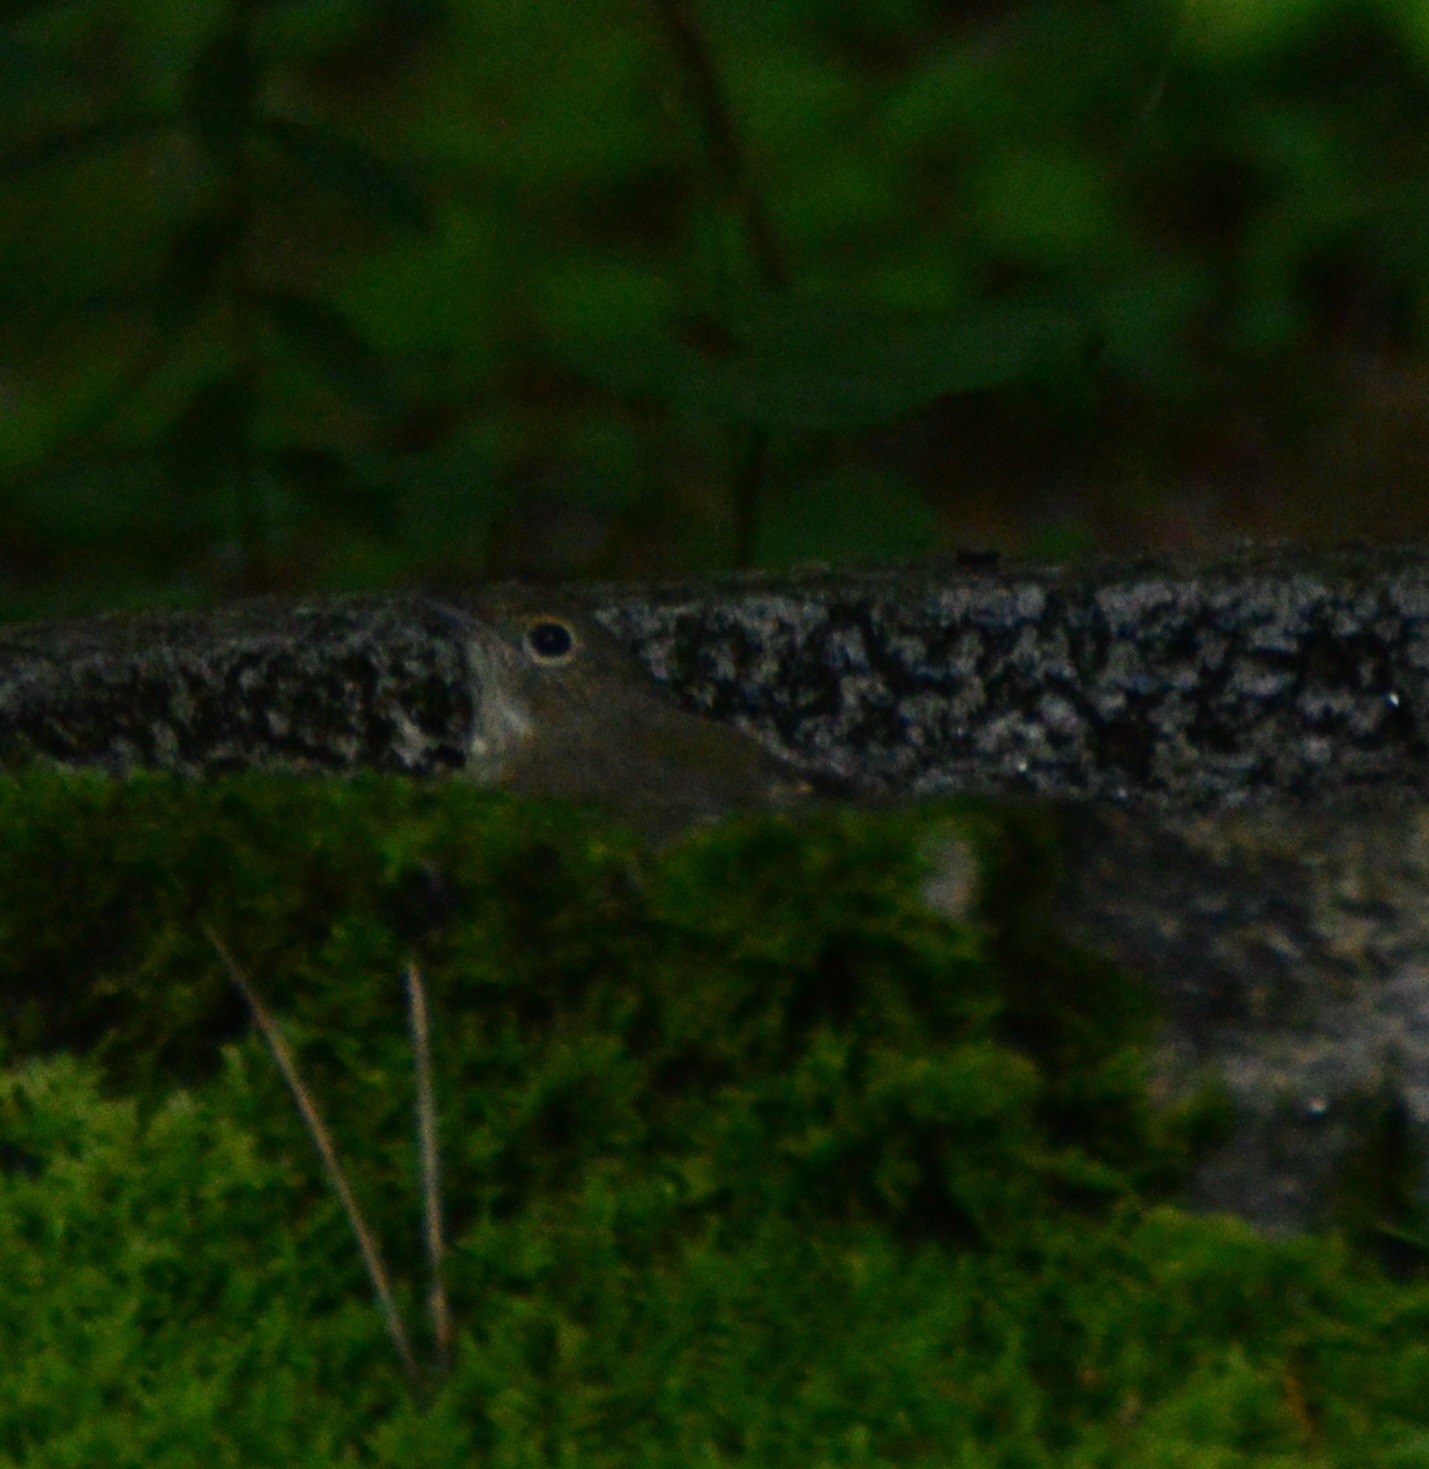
(460, 588, 816, 839)
(0, 587, 818, 842)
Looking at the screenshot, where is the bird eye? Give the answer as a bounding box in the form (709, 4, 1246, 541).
(524, 618, 578, 664)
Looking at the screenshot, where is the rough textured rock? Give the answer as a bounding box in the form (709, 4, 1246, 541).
(590, 545, 1429, 1233)
(8, 545, 1429, 812)
(1053, 799, 1429, 1234)
(7, 545, 1429, 1232)
(0, 589, 807, 837)
(589, 544, 1429, 808)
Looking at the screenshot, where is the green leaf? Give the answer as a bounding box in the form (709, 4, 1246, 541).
(706, 297, 1093, 429)
(0, 0, 78, 20)
(756, 467, 939, 569)
(0, 112, 167, 181)
(263, 117, 433, 233)
(262, 292, 397, 416)
(564, 296, 1093, 432)
(273, 447, 399, 537)
(154, 208, 243, 334)
(8, 453, 170, 544)
(166, 372, 256, 497)
(0, 36, 50, 107)
(182, 20, 257, 167)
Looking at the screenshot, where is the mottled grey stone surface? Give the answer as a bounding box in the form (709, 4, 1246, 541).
(0, 587, 807, 838)
(7, 545, 1429, 1232)
(591, 544, 1429, 809)
(1053, 799, 1429, 1234)
(8, 545, 1429, 811)
(0, 595, 482, 777)
(590, 544, 1429, 1233)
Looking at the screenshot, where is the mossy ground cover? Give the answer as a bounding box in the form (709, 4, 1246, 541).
(0, 772, 1426, 1465)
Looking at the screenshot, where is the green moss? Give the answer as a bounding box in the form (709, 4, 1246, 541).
(0, 771, 1425, 1463)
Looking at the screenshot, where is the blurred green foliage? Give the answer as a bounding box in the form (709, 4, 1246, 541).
(0, 772, 1427, 1461)
(4, 0, 1429, 614)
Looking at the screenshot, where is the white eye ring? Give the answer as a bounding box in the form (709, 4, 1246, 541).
(524, 617, 579, 665)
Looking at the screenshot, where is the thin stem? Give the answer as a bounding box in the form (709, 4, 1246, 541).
(651, 0, 790, 569)
(6, 334, 179, 486)
(651, 0, 789, 294)
(204, 924, 423, 1394)
(405, 959, 452, 1373)
(731, 428, 771, 571)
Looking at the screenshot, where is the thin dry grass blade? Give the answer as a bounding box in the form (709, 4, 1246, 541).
(204, 924, 423, 1393)
(405, 959, 452, 1371)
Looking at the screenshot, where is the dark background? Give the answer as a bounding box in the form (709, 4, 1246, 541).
(5, 0, 1429, 619)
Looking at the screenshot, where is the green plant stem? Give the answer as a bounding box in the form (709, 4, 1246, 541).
(650, 0, 789, 294)
(650, 0, 789, 568)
